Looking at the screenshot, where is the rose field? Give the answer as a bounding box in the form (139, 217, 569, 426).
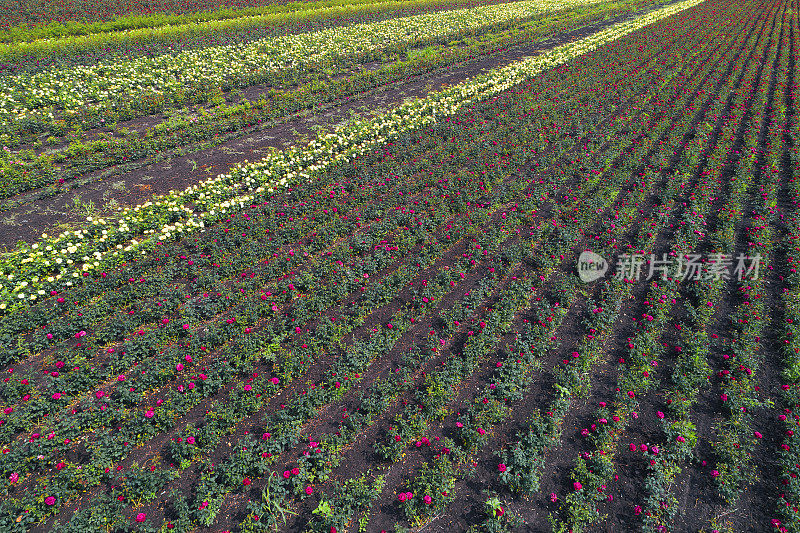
(0, 0, 799, 531)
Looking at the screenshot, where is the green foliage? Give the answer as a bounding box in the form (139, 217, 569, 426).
(400, 455, 456, 527)
(497, 414, 554, 495)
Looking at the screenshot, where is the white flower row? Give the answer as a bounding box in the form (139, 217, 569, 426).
(0, 0, 704, 310)
(0, 0, 604, 126)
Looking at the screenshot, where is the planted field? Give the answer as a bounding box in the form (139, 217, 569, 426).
(0, 0, 798, 531)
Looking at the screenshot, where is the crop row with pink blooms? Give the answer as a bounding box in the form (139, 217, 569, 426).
(773, 0, 800, 530)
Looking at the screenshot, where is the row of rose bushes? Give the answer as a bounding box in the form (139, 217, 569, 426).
(0, 0, 705, 313)
(765, 0, 800, 533)
(777, 139, 800, 530)
(773, 0, 800, 529)
(2, 0, 488, 30)
(0, 0, 651, 201)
